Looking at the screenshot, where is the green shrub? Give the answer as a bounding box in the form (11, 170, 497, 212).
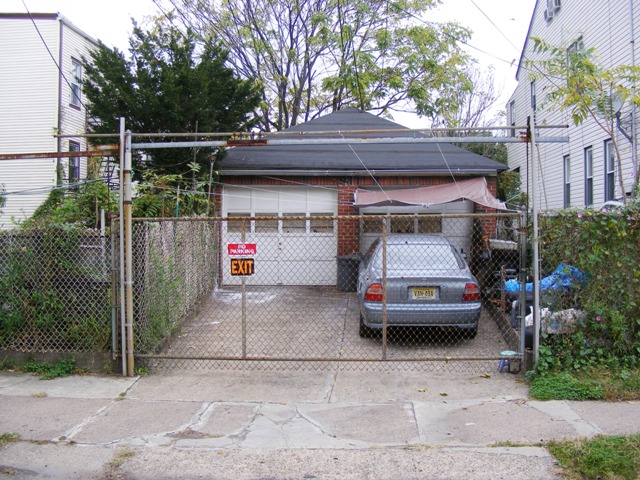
(535, 205, 640, 376)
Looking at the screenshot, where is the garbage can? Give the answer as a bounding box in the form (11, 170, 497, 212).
(336, 254, 361, 292)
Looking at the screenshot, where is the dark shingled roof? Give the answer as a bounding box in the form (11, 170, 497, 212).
(219, 108, 507, 176)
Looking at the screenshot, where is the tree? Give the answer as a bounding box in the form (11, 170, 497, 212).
(156, 0, 472, 131)
(528, 37, 640, 198)
(84, 21, 261, 176)
(430, 64, 502, 130)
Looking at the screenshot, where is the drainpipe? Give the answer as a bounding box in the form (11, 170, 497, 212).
(56, 15, 64, 183)
(630, 0, 638, 189)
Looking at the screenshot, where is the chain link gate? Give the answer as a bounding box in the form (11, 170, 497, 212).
(126, 213, 528, 374)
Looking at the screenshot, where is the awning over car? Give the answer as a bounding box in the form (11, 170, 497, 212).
(354, 177, 510, 210)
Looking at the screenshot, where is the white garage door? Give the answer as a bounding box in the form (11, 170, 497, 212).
(222, 186, 338, 286)
(359, 199, 475, 255)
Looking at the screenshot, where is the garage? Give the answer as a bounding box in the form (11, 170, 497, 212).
(357, 199, 475, 255)
(222, 185, 338, 286)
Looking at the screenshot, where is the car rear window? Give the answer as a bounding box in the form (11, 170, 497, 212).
(386, 243, 462, 270)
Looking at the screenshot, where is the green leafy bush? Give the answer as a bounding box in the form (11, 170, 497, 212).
(534, 204, 640, 376)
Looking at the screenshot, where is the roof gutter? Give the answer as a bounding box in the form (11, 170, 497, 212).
(219, 169, 503, 177)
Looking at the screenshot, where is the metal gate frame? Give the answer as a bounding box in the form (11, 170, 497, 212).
(117, 213, 530, 374)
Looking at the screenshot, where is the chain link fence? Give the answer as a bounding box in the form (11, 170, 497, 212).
(0, 229, 112, 354)
(134, 214, 526, 374)
(129, 220, 219, 355)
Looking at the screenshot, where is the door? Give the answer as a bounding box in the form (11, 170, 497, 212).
(222, 186, 338, 285)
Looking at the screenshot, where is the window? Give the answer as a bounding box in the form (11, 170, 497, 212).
(68, 141, 80, 185)
(530, 81, 537, 111)
(509, 101, 516, 137)
(563, 155, 571, 208)
(227, 213, 251, 233)
(417, 215, 442, 233)
(310, 214, 334, 233)
(362, 214, 442, 235)
(604, 139, 616, 201)
(390, 215, 414, 234)
(567, 37, 585, 88)
(584, 147, 593, 207)
(282, 213, 306, 233)
(70, 58, 82, 108)
(362, 214, 383, 233)
(254, 213, 278, 233)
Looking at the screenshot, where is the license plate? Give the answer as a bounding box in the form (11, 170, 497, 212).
(411, 287, 436, 300)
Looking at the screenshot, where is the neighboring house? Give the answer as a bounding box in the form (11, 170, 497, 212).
(506, 0, 639, 211)
(218, 108, 508, 286)
(0, 13, 98, 229)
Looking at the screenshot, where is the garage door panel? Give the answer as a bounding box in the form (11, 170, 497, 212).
(279, 261, 337, 286)
(223, 186, 337, 286)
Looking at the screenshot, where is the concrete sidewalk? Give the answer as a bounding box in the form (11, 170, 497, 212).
(1, 369, 639, 479)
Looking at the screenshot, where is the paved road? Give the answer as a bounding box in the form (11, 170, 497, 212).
(2, 369, 640, 479)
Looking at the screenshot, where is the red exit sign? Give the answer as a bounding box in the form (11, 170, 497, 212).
(228, 243, 257, 256)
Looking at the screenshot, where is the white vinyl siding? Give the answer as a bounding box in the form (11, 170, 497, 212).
(506, 0, 638, 211)
(0, 15, 97, 229)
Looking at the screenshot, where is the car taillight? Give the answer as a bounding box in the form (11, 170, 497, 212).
(364, 283, 384, 302)
(462, 283, 480, 301)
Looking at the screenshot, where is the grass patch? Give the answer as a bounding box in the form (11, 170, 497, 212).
(23, 358, 78, 380)
(530, 369, 640, 401)
(549, 435, 640, 480)
(530, 372, 605, 400)
(0, 433, 19, 447)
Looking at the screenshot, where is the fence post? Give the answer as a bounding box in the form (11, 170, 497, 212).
(382, 215, 388, 360)
(110, 215, 118, 361)
(124, 130, 135, 377)
(529, 114, 541, 366)
(118, 119, 127, 376)
(519, 210, 528, 371)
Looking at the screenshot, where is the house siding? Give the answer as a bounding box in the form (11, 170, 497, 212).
(507, 0, 639, 210)
(0, 14, 97, 229)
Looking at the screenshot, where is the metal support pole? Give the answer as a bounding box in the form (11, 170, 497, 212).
(519, 210, 528, 370)
(124, 131, 135, 377)
(382, 215, 388, 360)
(241, 219, 247, 358)
(110, 216, 117, 361)
(118, 119, 126, 376)
(529, 113, 541, 365)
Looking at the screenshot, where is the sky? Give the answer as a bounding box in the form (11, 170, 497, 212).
(4, 0, 537, 128)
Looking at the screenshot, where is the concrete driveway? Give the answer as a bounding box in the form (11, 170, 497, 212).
(157, 286, 516, 373)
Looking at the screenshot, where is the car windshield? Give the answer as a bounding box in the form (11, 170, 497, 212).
(386, 243, 462, 270)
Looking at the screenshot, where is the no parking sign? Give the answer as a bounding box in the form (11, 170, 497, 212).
(228, 243, 257, 276)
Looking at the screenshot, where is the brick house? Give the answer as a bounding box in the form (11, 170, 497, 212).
(218, 108, 508, 286)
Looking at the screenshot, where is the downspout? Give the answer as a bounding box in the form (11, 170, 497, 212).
(56, 15, 64, 184)
(630, 0, 638, 189)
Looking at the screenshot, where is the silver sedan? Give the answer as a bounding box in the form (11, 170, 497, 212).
(357, 235, 481, 338)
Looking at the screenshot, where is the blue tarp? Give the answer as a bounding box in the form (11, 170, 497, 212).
(504, 264, 585, 293)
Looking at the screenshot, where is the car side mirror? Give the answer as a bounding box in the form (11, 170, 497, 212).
(460, 248, 467, 260)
